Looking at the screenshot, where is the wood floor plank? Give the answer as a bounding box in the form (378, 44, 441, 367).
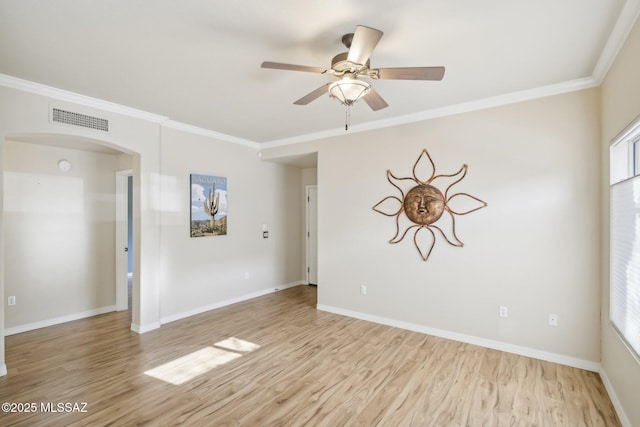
(0, 285, 621, 426)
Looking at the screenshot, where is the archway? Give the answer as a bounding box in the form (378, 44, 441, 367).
(2, 132, 141, 334)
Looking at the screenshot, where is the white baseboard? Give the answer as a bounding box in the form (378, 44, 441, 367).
(131, 322, 161, 334)
(599, 367, 632, 427)
(3, 305, 117, 336)
(0, 364, 7, 377)
(160, 283, 305, 325)
(275, 280, 306, 290)
(316, 304, 600, 372)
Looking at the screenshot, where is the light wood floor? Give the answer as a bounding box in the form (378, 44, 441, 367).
(0, 285, 620, 426)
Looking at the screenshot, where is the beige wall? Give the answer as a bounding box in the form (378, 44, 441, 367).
(157, 126, 303, 321)
(264, 88, 602, 367)
(600, 13, 640, 427)
(0, 85, 305, 375)
(0, 84, 163, 344)
(3, 140, 119, 330)
(1, 17, 638, 420)
(323, 89, 601, 362)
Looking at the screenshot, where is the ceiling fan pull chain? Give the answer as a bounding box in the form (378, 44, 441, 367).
(345, 105, 350, 131)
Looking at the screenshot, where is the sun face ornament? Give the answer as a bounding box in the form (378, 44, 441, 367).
(372, 148, 487, 261)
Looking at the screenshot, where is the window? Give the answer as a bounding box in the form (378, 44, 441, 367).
(610, 115, 640, 361)
(634, 138, 640, 176)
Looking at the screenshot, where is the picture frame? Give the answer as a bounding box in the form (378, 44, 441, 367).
(190, 174, 228, 237)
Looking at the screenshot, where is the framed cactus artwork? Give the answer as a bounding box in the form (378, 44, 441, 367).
(190, 174, 228, 237)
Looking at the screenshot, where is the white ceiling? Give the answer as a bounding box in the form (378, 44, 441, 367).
(0, 1, 638, 145)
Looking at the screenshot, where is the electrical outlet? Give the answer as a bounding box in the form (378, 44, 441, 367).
(499, 306, 508, 318)
(8, 296, 16, 306)
(549, 313, 558, 326)
(244, 272, 249, 280)
(360, 285, 367, 295)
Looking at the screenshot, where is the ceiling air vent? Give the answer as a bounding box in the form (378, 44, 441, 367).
(51, 108, 109, 132)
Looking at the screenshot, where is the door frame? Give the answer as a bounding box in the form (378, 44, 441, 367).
(306, 185, 318, 285)
(115, 169, 133, 311)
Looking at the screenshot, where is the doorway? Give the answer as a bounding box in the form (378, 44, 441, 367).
(3, 135, 138, 334)
(116, 170, 133, 311)
(306, 185, 318, 285)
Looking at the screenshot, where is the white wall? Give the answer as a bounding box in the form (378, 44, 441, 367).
(600, 14, 640, 427)
(0, 83, 305, 375)
(0, 84, 164, 345)
(3, 140, 118, 330)
(264, 88, 602, 367)
(157, 126, 303, 322)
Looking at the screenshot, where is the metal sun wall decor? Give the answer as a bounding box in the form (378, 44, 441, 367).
(372, 148, 487, 261)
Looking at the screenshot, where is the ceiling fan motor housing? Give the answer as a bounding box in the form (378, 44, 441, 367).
(331, 52, 370, 74)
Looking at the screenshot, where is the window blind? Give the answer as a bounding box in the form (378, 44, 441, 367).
(611, 175, 640, 360)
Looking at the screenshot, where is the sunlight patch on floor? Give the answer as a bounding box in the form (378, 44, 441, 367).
(214, 337, 261, 352)
(144, 337, 261, 385)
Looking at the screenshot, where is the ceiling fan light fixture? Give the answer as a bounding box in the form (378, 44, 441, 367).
(328, 74, 370, 106)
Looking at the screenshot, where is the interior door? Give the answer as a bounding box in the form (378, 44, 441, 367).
(307, 186, 318, 285)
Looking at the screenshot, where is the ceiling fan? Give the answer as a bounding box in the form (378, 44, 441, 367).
(261, 25, 445, 121)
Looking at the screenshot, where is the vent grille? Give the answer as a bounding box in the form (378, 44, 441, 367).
(52, 108, 109, 132)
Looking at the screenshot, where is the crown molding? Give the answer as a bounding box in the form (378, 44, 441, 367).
(0, 73, 261, 148)
(3, 0, 637, 151)
(592, 0, 640, 84)
(162, 120, 259, 149)
(0, 73, 168, 124)
(256, 1, 640, 148)
(261, 76, 599, 148)
(0, 73, 606, 151)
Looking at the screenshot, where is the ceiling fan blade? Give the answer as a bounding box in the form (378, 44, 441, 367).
(347, 26, 383, 67)
(363, 88, 388, 111)
(293, 84, 330, 105)
(261, 61, 327, 74)
(376, 66, 445, 80)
